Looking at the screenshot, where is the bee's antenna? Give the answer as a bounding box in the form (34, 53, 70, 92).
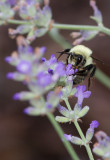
(92, 56, 110, 67)
(57, 52, 64, 60)
(57, 51, 71, 60)
(91, 56, 105, 65)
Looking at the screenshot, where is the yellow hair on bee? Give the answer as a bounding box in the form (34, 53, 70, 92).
(70, 45, 92, 58)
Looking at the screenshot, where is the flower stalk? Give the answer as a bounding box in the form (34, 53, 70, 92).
(6, 19, 110, 36)
(53, 23, 110, 35)
(47, 112, 79, 160)
(64, 99, 94, 160)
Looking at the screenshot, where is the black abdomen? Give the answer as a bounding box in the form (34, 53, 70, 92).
(73, 75, 85, 85)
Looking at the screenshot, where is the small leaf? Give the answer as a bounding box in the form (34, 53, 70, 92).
(70, 136, 84, 145)
(78, 106, 89, 118)
(70, 87, 77, 96)
(69, 111, 75, 120)
(16, 25, 33, 34)
(93, 147, 105, 157)
(74, 103, 81, 116)
(55, 116, 70, 123)
(30, 98, 45, 108)
(86, 128, 94, 143)
(24, 106, 46, 116)
(6, 72, 26, 81)
(58, 105, 70, 117)
(13, 91, 36, 101)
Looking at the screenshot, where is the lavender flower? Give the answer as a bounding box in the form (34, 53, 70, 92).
(70, 0, 102, 45)
(75, 85, 91, 105)
(37, 71, 52, 87)
(46, 54, 57, 65)
(90, 120, 99, 129)
(93, 131, 110, 159)
(6, 0, 17, 6)
(65, 64, 75, 76)
(8, 0, 52, 42)
(64, 134, 84, 145)
(17, 60, 32, 74)
(86, 120, 99, 143)
(64, 134, 72, 141)
(6, 72, 15, 79)
(6, 38, 71, 116)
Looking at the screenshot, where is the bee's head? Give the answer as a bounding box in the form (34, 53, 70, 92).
(63, 48, 71, 53)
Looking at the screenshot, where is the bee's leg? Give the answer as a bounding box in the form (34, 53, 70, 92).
(66, 55, 69, 65)
(73, 71, 88, 85)
(79, 64, 96, 90)
(88, 65, 96, 90)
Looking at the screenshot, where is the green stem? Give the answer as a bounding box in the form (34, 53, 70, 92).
(96, 68, 110, 89)
(7, 19, 30, 25)
(53, 23, 110, 35)
(64, 98, 72, 111)
(64, 99, 94, 160)
(49, 28, 110, 89)
(47, 113, 79, 160)
(100, 26, 110, 35)
(7, 19, 110, 35)
(74, 121, 94, 160)
(53, 23, 99, 31)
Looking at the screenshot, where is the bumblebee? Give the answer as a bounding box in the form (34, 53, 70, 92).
(57, 45, 96, 89)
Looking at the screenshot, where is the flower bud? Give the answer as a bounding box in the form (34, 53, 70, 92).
(13, 91, 36, 101)
(6, 72, 25, 81)
(86, 128, 94, 143)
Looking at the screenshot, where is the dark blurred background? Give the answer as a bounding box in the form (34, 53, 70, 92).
(0, 0, 110, 160)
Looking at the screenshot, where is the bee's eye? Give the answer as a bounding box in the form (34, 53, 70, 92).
(78, 55, 82, 60)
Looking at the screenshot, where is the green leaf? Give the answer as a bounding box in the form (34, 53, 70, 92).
(93, 147, 105, 157)
(86, 128, 94, 143)
(58, 105, 70, 117)
(78, 106, 89, 118)
(74, 103, 81, 116)
(25, 106, 46, 116)
(55, 116, 70, 123)
(71, 136, 84, 145)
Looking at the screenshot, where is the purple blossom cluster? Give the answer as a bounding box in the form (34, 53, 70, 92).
(70, 0, 102, 45)
(0, 0, 52, 43)
(93, 131, 110, 159)
(64, 120, 99, 146)
(5, 36, 79, 115)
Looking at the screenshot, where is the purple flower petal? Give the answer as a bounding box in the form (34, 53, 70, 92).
(83, 91, 91, 98)
(6, 72, 14, 79)
(6, 0, 17, 6)
(40, 47, 46, 54)
(46, 104, 53, 110)
(90, 120, 99, 129)
(37, 72, 52, 87)
(47, 54, 57, 65)
(13, 93, 21, 100)
(55, 62, 65, 76)
(48, 68, 54, 75)
(5, 56, 12, 63)
(42, 57, 46, 62)
(64, 134, 72, 141)
(17, 60, 32, 74)
(66, 64, 72, 71)
(75, 85, 91, 105)
(66, 64, 75, 76)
